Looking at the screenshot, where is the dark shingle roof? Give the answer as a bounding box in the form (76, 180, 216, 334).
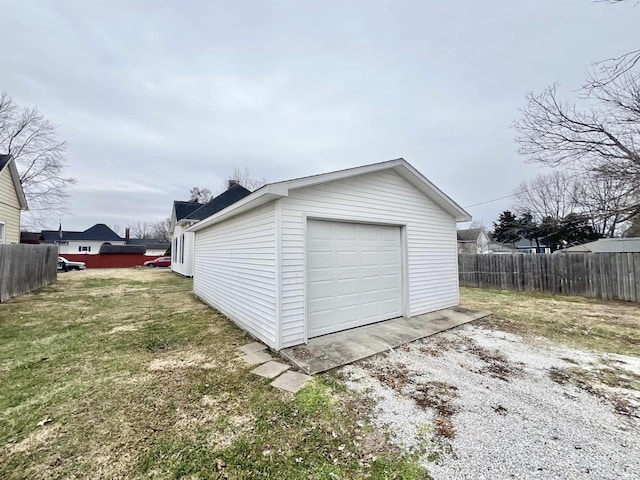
(20, 232, 43, 244)
(99, 244, 146, 254)
(0, 154, 11, 171)
(126, 239, 170, 250)
(188, 184, 252, 221)
(457, 228, 485, 242)
(42, 223, 123, 242)
(174, 201, 203, 221)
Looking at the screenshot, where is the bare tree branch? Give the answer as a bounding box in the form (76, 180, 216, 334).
(513, 70, 640, 224)
(0, 92, 75, 229)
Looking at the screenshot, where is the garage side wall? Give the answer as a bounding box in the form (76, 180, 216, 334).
(279, 169, 459, 348)
(193, 202, 278, 348)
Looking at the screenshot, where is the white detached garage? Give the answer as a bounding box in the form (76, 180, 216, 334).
(188, 158, 471, 350)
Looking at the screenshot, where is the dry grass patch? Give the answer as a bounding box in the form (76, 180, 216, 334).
(1, 268, 426, 479)
(460, 287, 640, 356)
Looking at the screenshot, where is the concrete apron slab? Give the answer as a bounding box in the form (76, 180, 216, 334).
(280, 307, 490, 375)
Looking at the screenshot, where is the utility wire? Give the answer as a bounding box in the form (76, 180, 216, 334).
(463, 170, 591, 209)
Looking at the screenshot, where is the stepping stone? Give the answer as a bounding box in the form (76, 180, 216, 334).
(237, 342, 268, 355)
(251, 361, 291, 379)
(270, 371, 311, 393)
(239, 351, 272, 365)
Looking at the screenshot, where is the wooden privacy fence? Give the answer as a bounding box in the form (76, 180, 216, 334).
(0, 244, 58, 302)
(458, 253, 640, 302)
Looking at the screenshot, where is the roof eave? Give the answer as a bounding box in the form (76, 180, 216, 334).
(187, 158, 472, 231)
(6, 157, 28, 210)
(187, 186, 288, 233)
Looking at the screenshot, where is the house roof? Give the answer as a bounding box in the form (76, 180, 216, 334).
(126, 238, 171, 250)
(20, 231, 43, 244)
(488, 241, 518, 253)
(174, 201, 203, 221)
(558, 238, 640, 253)
(457, 228, 485, 242)
(188, 158, 472, 233)
(0, 154, 28, 210)
(514, 237, 550, 248)
(42, 223, 123, 242)
(99, 244, 147, 254)
(187, 184, 252, 221)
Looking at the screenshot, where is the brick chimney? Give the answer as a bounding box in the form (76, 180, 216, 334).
(125, 227, 130, 240)
(228, 179, 238, 190)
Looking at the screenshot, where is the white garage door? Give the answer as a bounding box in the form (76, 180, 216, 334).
(307, 220, 403, 338)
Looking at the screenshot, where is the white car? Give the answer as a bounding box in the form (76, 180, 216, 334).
(58, 256, 86, 272)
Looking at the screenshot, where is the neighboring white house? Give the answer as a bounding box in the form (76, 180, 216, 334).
(0, 154, 28, 244)
(169, 201, 201, 276)
(188, 158, 471, 350)
(457, 228, 490, 254)
(41, 224, 125, 254)
(169, 184, 252, 277)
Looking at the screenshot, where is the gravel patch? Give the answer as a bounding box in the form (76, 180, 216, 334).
(343, 324, 640, 480)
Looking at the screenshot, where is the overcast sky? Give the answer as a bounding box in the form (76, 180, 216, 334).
(1, 0, 638, 232)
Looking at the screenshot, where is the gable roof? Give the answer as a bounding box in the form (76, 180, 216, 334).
(188, 158, 471, 233)
(558, 238, 640, 253)
(187, 184, 252, 221)
(457, 228, 485, 242)
(174, 201, 203, 221)
(42, 223, 123, 242)
(0, 154, 28, 210)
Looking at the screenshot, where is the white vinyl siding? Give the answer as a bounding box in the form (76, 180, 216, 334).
(56, 240, 126, 255)
(279, 169, 458, 348)
(193, 202, 278, 348)
(0, 167, 21, 244)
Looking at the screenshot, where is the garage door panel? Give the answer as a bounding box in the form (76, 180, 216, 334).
(308, 279, 333, 300)
(307, 220, 403, 338)
(361, 251, 380, 267)
(337, 251, 358, 268)
(308, 251, 333, 270)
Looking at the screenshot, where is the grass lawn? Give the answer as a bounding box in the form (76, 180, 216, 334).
(460, 286, 640, 357)
(0, 269, 425, 480)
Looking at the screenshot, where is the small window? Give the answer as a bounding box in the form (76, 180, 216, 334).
(180, 234, 185, 263)
(80, 246, 91, 252)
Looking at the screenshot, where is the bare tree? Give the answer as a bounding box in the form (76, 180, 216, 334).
(468, 219, 489, 234)
(222, 166, 266, 192)
(0, 92, 75, 228)
(111, 224, 123, 236)
(189, 187, 212, 203)
(128, 219, 171, 240)
(512, 171, 580, 221)
(129, 221, 155, 239)
(574, 173, 635, 237)
(151, 217, 171, 241)
(513, 72, 640, 221)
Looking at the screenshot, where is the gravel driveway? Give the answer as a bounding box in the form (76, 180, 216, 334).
(342, 324, 640, 480)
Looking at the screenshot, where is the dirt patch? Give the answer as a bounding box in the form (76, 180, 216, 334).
(147, 351, 210, 371)
(364, 362, 411, 392)
(109, 325, 139, 334)
(469, 344, 522, 382)
(412, 382, 459, 439)
(548, 364, 640, 418)
(7, 425, 60, 455)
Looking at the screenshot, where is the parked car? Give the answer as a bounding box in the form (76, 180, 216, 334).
(58, 256, 86, 272)
(143, 256, 171, 268)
